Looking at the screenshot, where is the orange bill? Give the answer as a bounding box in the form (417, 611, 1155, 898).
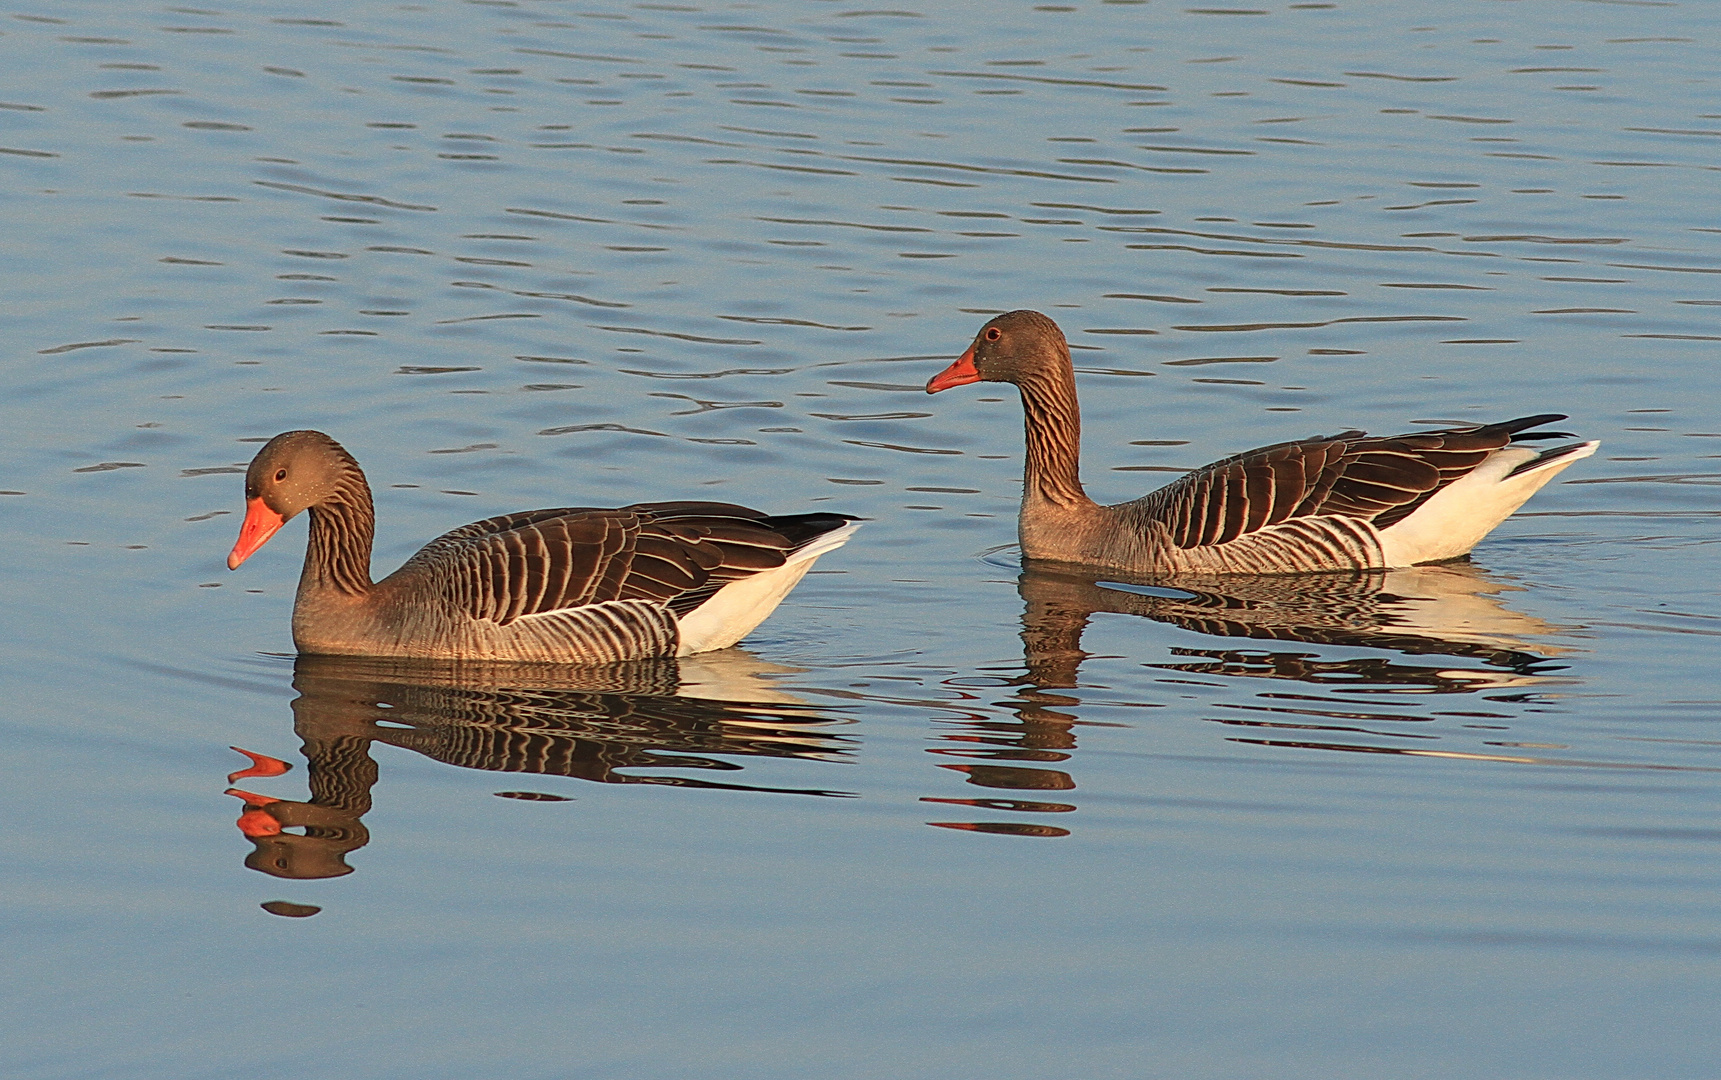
(925, 346, 979, 393)
(228, 497, 286, 570)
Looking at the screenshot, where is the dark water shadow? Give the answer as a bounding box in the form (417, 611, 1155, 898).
(926, 562, 1578, 834)
(229, 651, 856, 882)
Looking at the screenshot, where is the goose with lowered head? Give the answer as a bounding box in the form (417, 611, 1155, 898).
(226, 430, 858, 662)
(925, 310, 1596, 576)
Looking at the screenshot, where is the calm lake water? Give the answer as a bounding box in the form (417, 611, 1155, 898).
(4, 1, 1720, 1077)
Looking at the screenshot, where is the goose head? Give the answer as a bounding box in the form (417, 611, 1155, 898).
(926, 309, 1070, 393)
(227, 430, 356, 569)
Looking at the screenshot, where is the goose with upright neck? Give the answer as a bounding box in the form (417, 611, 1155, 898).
(926, 310, 1597, 575)
(227, 430, 858, 661)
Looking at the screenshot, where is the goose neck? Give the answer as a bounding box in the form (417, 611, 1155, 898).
(302, 471, 376, 598)
(1017, 366, 1089, 509)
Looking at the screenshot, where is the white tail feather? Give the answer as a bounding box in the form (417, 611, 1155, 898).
(675, 521, 860, 655)
(784, 519, 862, 566)
(1377, 440, 1597, 566)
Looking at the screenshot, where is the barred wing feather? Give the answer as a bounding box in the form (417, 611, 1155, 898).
(1130, 415, 1568, 550)
(404, 502, 847, 626)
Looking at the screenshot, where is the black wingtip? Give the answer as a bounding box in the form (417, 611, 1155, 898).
(1499, 412, 1567, 432)
(1505, 440, 1595, 477)
(1489, 413, 1579, 441)
(758, 512, 861, 549)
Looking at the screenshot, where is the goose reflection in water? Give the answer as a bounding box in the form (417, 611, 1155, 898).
(227, 651, 855, 881)
(1019, 561, 1569, 693)
(926, 561, 1575, 836)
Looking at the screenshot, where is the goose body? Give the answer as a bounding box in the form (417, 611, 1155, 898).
(227, 431, 858, 662)
(927, 310, 1597, 576)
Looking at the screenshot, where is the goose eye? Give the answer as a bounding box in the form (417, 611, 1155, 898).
(984, 326, 1002, 342)
(274, 469, 287, 482)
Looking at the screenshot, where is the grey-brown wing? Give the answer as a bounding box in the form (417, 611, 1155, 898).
(407, 502, 848, 625)
(616, 502, 850, 616)
(1134, 415, 1564, 548)
(406, 510, 642, 625)
(1133, 436, 1352, 548)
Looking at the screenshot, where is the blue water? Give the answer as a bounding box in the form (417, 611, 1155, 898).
(4, 2, 1720, 1077)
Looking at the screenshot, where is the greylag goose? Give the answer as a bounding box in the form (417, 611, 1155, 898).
(226, 430, 858, 661)
(926, 310, 1597, 575)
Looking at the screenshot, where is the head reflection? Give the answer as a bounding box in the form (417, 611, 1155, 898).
(927, 561, 1573, 833)
(228, 652, 854, 880)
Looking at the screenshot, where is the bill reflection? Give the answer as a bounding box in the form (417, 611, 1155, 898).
(226, 652, 856, 883)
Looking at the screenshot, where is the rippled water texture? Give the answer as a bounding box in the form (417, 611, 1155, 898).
(5, 1, 1720, 1077)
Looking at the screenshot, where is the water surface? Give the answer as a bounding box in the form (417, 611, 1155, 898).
(4, 2, 1720, 1077)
